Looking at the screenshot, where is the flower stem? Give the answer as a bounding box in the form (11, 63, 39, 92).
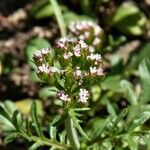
(65, 116, 80, 150)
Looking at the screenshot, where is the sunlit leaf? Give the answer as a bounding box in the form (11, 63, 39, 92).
(120, 80, 137, 105)
(111, 2, 147, 35)
(128, 111, 150, 132)
(139, 58, 150, 103)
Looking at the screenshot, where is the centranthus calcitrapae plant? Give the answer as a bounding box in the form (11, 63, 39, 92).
(33, 38, 104, 149)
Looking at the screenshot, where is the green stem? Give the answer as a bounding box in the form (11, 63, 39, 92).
(65, 116, 80, 150)
(49, 0, 66, 37)
(19, 132, 68, 149)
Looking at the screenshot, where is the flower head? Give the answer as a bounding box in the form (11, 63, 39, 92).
(79, 88, 89, 103)
(57, 91, 69, 101)
(69, 21, 104, 51)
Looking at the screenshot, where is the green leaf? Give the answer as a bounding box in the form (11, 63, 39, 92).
(111, 108, 128, 130)
(59, 130, 66, 143)
(127, 42, 150, 71)
(29, 142, 43, 150)
(50, 126, 57, 140)
(4, 132, 18, 144)
(128, 111, 150, 132)
(101, 75, 121, 92)
(120, 80, 137, 105)
(139, 58, 150, 103)
(124, 135, 138, 150)
(63, 11, 93, 26)
(31, 0, 54, 19)
(68, 109, 90, 141)
(25, 37, 50, 67)
(12, 110, 22, 131)
(0, 105, 11, 122)
(31, 101, 44, 138)
(111, 2, 147, 36)
(50, 0, 66, 37)
(91, 118, 109, 140)
(38, 86, 58, 100)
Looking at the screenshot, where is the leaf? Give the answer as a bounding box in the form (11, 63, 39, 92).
(29, 142, 43, 150)
(4, 132, 18, 144)
(50, 0, 66, 37)
(68, 109, 90, 141)
(0, 105, 11, 122)
(138, 58, 150, 103)
(12, 110, 22, 131)
(127, 42, 150, 71)
(120, 80, 137, 105)
(50, 126, 57, 140)
(111, 2, 147, 36)
(38, 86, 58, 100)
(15, 99, 44, 117)
(128, 111, 150, 132)
(59, 130, 66, 143)
(91, 118, 109, 140)
(63, 11, 93, 26)
(31, 101, 44, 138)
(101, 75, 121, 92)
(31, 0, 54, 19)
(111, 108, 128, 130)
(25, 37, 50, 67)
(124, 135, 138, 150)
(51, 114, 67, 127)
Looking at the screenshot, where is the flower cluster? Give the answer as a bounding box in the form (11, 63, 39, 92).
(69, 21, 104, 52)
(33, 37, 104, 104)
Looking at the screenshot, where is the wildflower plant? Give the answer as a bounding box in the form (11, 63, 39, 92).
(32, 38, 104, 148)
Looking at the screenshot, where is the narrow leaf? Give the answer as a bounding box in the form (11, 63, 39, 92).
(31, 101, 44, 138)
(128, 111, 150, 132)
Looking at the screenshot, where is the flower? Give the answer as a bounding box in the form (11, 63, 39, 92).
(73, 45, 81, 57)
(38, 64, 50, 73)
(79, 88, 89, 103)
(90, 67, 97, 74)
(87, 53, 102, 62)
(34, 50, 42, 58)
(69, 21, 104, 51)
(97, 67, 104, 76)
(41, 48, 50, 55)
(63, 52, 73, 59)
(74, 67, 82, 77)
(56, 91, 69, 101)
(78, 40, 88, 48)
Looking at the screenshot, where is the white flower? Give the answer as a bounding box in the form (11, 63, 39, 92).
(34, 50, 42, 58)
(79, 35, 85, 40)
(94, 25, 102, 36)
(73, 45, 81, 57)
(59, 37, 68, 43)
(93, 38, 101, 46)
(79, 88, 89, 103)
(56, 91, 69, 101)
(38, 64, 50, 73)
(84, 31, 90, 39)
(63, 52, 73, 59)
(87, 53, 101, 61)
(97, 67, 104, 76)
(78, 40, 88, 48)
(89, 46, 95, 53)
(74, 67, 82, 77)
(41, 48, 50, 55)
(49, 66, 59, 73)
(90, 66, 97, 74)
